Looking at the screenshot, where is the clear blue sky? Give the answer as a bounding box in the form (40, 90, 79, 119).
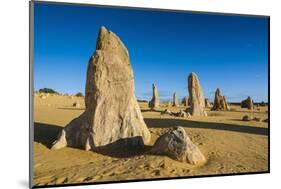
(34, 2, 268, 102)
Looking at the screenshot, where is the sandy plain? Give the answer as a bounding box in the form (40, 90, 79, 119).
(33, 93, 268, 187)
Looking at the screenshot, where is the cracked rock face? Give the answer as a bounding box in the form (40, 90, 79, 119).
(52, 26, 151, 150)
(187, 72, 207, 116)
(150, 126, 206, 165)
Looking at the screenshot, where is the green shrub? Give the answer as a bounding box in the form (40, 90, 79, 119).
(75, 92, 84, 97)
(38, 88, 58, 94)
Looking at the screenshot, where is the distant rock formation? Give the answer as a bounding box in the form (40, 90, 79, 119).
(51, 26, 151, 150)
(168, 101, 172, 107)
(182, 96, 190, 106)
(187, 72, 207, 116)
(241, 96, 254, 110)
(148, 84, 160, 109)
(212, 88, 230, 111)
(205, 98, 211, 108)
(172, 92, 179, 107)
(150, 126, 206, 165)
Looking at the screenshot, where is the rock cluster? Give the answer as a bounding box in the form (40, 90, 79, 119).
(187, 72, 207, 116)
(150, 126, 206, 165)
(242, 115, 266, 122)
(52, 26, 151, 150)
(148, 84, 160, 109)
(212, 88, 230, 111)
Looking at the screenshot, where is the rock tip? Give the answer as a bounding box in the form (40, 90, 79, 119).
(189, 72, 197, 77)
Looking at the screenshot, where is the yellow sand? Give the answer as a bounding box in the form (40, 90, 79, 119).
(33, 94, 268, 186)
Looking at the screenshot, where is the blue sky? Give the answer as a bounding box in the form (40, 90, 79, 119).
(34, 2, 268, 102)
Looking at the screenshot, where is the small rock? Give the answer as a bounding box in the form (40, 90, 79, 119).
(242, 115, 253, 121)
(263, 118, 268, 122)
(72, 102, 81, 108)
(152, 170, 161, 176)
(40, 95, 47, 99)
(150, 126, 206, 165)
(174, 109, 187, 117)
(161, 109, 172, 115)
(253, 117, 262, 122)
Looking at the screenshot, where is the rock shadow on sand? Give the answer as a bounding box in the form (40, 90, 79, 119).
(144, 118, 268, 136)
(34, 122, 153, 157)
(34, 122, 62, 148)
(94, 137, 153, 158)
(57, 107, 85, 111)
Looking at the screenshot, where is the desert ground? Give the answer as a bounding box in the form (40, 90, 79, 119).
(33, 93, 268, 187)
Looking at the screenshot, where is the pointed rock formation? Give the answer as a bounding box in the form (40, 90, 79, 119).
(241, 96, 254, 110)
(172, 92, 179, 107)
(187, 72, 207, 116)
(223, 96, 230, 110)
(150, 126, 206, 165)
(52, 26, 151, 150)
(182, 96, 190, 106)
(205, 98, 211, 108)
(212, 88, 230, 111)
(148, 84, 160, 109)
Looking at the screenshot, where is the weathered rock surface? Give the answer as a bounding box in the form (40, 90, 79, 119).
(241, 96, 254, 110)
(52, 26, 151, 150)
(187, 72, 207, 116)
(148, 84, 160, 109)
(212, 88, 230, 111)
(150, 126, 206, 165)
(172, 92, 179, 107)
